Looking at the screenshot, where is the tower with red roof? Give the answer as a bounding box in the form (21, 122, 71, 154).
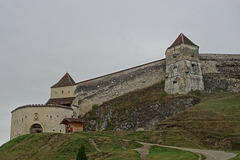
(164, 33, 204, 94)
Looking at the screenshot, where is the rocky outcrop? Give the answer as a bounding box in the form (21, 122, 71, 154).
(83, 97, 198, 131)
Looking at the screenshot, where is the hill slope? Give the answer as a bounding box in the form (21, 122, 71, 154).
(0, 132, 200, 160)
(1, 83, 240, 159)
(157, 92, 240, 150)
(83, 82, 200, 131)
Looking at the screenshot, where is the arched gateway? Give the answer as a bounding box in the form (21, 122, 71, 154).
(30, 124, 43, 133)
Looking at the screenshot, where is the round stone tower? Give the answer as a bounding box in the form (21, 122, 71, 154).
(164, 33, 204, 94)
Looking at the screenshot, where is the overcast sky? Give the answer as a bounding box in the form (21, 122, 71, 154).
(0, 0, 240, 145)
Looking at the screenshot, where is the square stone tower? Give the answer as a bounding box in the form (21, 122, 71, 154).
(164, 33, 204, 94)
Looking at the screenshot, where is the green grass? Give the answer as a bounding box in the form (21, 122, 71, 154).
(1, 84, 240, 159)
(104, 150, 141, 160)
(157, 92, 240, 150)
(99, 82, 192, 111)
(0, 131, 203, 160)
(230, 152, 240, 160)
(146, 146, 199, 160)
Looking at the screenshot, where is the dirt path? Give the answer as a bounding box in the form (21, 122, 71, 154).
(133, 143, 151, 160)
(135, 142, 237, 160)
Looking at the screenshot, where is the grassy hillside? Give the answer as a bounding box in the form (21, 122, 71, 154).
(0, 132, 199, 160)
(83, 82, 200, 131)
(0, 132, 141, 160)
(1, 82, 240, 159)
(157, 92, 240, 150)
(83, 81, 240, 150)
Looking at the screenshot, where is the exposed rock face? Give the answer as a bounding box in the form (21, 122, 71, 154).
(83, 97, 197, 131)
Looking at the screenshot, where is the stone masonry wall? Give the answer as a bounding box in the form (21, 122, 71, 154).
(73, 60, 166, 116)
(73, 54, 240, 116)
(200, 54, 240, 92)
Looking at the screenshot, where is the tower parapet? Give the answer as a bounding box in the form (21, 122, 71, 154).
(165, 33, 204, 94)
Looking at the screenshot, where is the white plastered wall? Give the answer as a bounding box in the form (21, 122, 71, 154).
(10, 106, 73, 139)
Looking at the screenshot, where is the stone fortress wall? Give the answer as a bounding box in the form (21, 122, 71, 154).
(73, 59, 166, 116)
(10, 104, 73, 139)
(10, 34, 240, 140)
(200, 54, 240, 92)
(72, 53, 240, 116)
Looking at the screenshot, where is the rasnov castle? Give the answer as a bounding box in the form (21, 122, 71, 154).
(11, 34, 240, 139)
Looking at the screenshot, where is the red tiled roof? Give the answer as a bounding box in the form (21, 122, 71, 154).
(45, 97, 76, 106)
(51, 73, 75, 88)
(60, 118, 85, 124)
(168, 33, 198, 48)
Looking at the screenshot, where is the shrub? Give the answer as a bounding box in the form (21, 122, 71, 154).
(76, 144, 87, 160)
(232, 141, 240, 150)
(190, 90, 201, 96)
(160, 80, 165, 89)
(92, 104, 99, 109)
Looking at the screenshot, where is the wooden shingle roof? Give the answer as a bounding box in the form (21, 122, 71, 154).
(51, 73, 75, 88)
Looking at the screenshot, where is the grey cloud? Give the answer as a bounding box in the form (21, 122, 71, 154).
(0, 0, 240, 145)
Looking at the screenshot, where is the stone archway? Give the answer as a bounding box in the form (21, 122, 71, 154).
(30, 123, 43, 133)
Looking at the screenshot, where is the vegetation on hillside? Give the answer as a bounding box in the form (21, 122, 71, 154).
(84, 81, 200, 131)
(1, 82, 240, 159)
(157, 92, 240, 150)
(93, 81, 199, 110)
(0, 132, 200, 160)
(145, 146, 199, 160)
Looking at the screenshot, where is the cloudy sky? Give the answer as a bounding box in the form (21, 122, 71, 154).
(0, 0, 240, 145)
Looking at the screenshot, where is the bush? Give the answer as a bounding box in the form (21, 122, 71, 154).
(232, 141, 240, 150)
(92, 104, 99, 109)
(190, 90, 201, 96)
(76, 144, 87, 160)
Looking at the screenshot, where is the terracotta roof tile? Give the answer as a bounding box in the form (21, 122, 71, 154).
(168, 33, 198, 48)
(51, 73, 75, 88)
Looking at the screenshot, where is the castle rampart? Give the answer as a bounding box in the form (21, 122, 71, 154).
(73, 59, 166, 116)
(73, 53, 240, 116)
(10, 104, 73, 139)
(200, 54, 240, 92)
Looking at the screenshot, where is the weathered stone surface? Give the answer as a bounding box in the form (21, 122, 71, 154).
(165, 42, 204, 94)
(201, 54, 240, 93)
(73, 60, 166, 116)
(83, 97, 197, 131)
(204, 74, 240, 92)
